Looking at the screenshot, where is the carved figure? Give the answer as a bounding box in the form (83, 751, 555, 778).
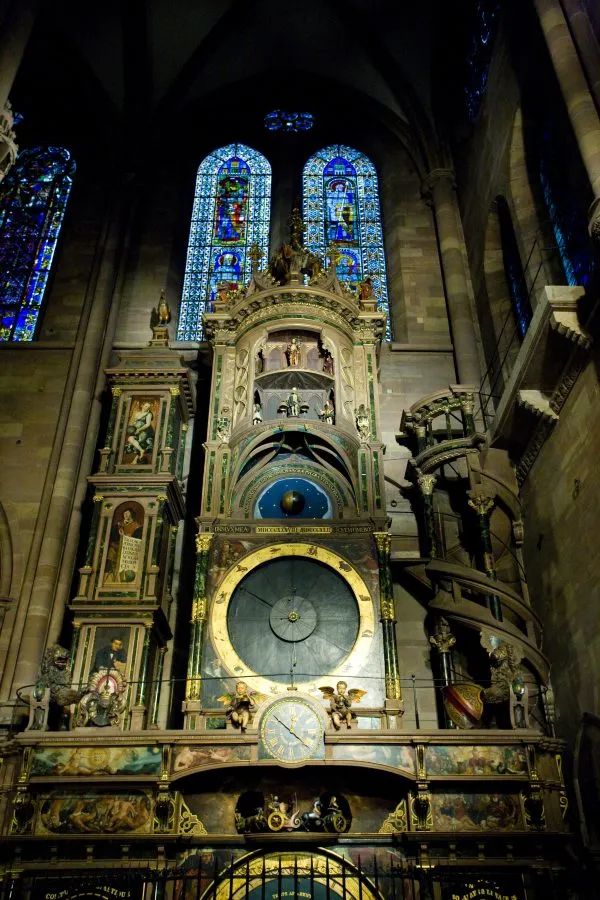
(319, 681, 367, 730)
(217, 681, 266, 732)
(287, 386, 301, 417)
(355, 404, 370, 441)
(319, 398, 335, 425)
(358, 277, 374, 302)
(28, 644, 84, 729)
(286, 337, 301, 367)
(252, 403, 263, 425)
(266, 795, 301, 832)
(322, 350, 334, 375)
(484, 644, 523, 705)
(216, 407, 231, 442)
(157, 290, 171, 324)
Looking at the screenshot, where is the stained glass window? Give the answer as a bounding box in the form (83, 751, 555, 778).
(465, 0, 500, 122)
(264, 111, 314, 132)
(177, 143, 271, 341)
(303, 145, 391, 339)
(496, 196, 532, 339)
(0, 146, 74, 342)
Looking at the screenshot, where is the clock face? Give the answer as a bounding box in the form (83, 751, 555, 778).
(259, 698, 324, 762)
(226, 557, 358, 684)
(210, 542, 375, 695)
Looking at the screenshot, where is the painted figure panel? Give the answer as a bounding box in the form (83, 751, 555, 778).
(103, 501, 144, 585)
(431, 793, 522, 831)
(30, 745, 161, 777)
(214, 159, 249, 243)
(426, 745, 528, 777)
(39, 790, 152, 834)
(173, 744, 251, 773)
(121, 397, 159, 466)
(85, 625, 131, 684)
(331, 744, 414, 775)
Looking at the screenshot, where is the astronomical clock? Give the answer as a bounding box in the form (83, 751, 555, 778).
(183, 218, 403, 737)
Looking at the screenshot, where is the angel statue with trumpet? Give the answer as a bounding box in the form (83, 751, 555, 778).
(319, 681, 367, 730)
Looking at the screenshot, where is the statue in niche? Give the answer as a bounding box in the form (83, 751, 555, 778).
(322, 349, 334, 375)
(286, 386, 301, 417)
(319, 397, 335, 425)
(255, 349, 264, 374)
(252, 403, 263, 425)
(217, 681, 266, 733)
(358, 276, 375, 302)
(319, 681, 367, 730)
(286, 337, 301, 367)
(355, 404, 370, 441)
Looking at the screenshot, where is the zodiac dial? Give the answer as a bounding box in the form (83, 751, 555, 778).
(259, 698, 324, 762)
(211, 544, 376, 696)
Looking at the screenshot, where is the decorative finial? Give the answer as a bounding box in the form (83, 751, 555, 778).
(288, 206, 305, 249)
(249, 243, 263, 273)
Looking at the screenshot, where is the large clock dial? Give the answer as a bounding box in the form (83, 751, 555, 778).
(259, 698, 323, 762)
(226, 557, 358, 684)
(211, 543, 375, 694)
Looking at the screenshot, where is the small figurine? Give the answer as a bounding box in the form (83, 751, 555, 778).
(286, 337, 301, 367)
(255, 350, 264, 374)
(216, 407, 231, 442)
(252, 403, 263, 426)
(217, 681, 266, 732)
(322, 350, 334, 375)
(319, 398, 335, 425)
(287, 386, 301, 417)
(355, 404, 370, 441)
(319, 681, 367, 730)
(157, 289, 171, 324)
(358, 277, 374, 303)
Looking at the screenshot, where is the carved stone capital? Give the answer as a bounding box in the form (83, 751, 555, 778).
(468, 494, 495, 517)
(195, 532, 214, 554)
(429, 617, 456, 654)
(421, 168, 456, 206)
(417, 472, 437, 496)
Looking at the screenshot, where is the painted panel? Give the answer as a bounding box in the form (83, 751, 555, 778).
(38, 790, 152, 834)
(426, 745, 527, 777)
(173, 745, 251, 773)
(431, 793, 522, 831)
(30, 745, 162, 777)
(331, 744, 414, 775)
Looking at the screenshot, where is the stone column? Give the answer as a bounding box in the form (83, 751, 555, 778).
(533, 0, 600, 240)
(422, 169, 481, 385)
(185, 533, 213, 704)
(415, 471, 438, 558)
(3, 184, 139, 700)
(374, 533, 403, 710)
(468, 494, 503, 621)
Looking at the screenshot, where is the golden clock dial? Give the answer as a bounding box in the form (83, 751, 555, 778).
(211, 543, 375, 696)
(259, 698, 324, 762)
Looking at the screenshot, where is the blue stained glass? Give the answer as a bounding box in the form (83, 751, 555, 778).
(303, 145, 391, 340)
(177, 143, 271, 341)
(465, 1, 500, 123)
(0, 146, 74, 342)
(264, 110, 314, 133)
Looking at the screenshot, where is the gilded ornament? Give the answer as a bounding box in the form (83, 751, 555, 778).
(195, 532, 213, 554)
(378, 799, 408, 833)
(468, 494, 495, 517)
(417, 472, 437, 496)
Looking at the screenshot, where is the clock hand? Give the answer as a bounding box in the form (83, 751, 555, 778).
(241, 586, 274, 608)
(272, 714, 312, 749)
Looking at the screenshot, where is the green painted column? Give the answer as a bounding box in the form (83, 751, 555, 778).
(186, 533, 213, 701)
(374, 532, 402, 704)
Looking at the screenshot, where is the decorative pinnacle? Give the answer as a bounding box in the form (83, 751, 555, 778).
(288, 206, 305, 249)
(249, 243, 263, 272)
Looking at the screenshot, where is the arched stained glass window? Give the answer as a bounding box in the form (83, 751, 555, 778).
(177, 143, 272, 341)
(0, 146, 74, 342)
(303, 145, 390, 340)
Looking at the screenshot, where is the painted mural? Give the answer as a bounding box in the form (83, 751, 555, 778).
(331, 744, 414, 775)
(173, 744, 251, 773)
(39, 790, 152, 834)
(426, 745, 527, 777)
(30, 745, 162, 777)
(431, 793, 522, 831)
(120, 396, 159, 465)
(103, 501, 145, 585)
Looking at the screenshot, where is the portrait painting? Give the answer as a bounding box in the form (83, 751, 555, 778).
(431, 793, 522, 832)
(120, 396, 159, 466)
(39, 790, 152, 834)
(84, 625, 131, 689)
(102, 501, 144, 585)
(31, 745, 161, 778)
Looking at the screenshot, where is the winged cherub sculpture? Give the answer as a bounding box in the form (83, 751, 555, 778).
(319, 681, 367, 730)
(217, 680, 267, 732)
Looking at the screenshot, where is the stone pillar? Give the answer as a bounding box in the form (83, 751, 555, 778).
(416, 471, 438, 557)
(422, 169, 481, 385)
(185, 533, 213, 704)
(0, 0, 39, 112)
(468, 494, 503, 621)
(374, 533, 403, 711)
(533, 0, 600, 240)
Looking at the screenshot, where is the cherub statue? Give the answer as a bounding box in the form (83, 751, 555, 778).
(217, 681, 266, 732)
(319, 681, 367, 730)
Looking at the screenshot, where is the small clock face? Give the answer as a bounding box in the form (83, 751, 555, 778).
(259, 698, 324, 763)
